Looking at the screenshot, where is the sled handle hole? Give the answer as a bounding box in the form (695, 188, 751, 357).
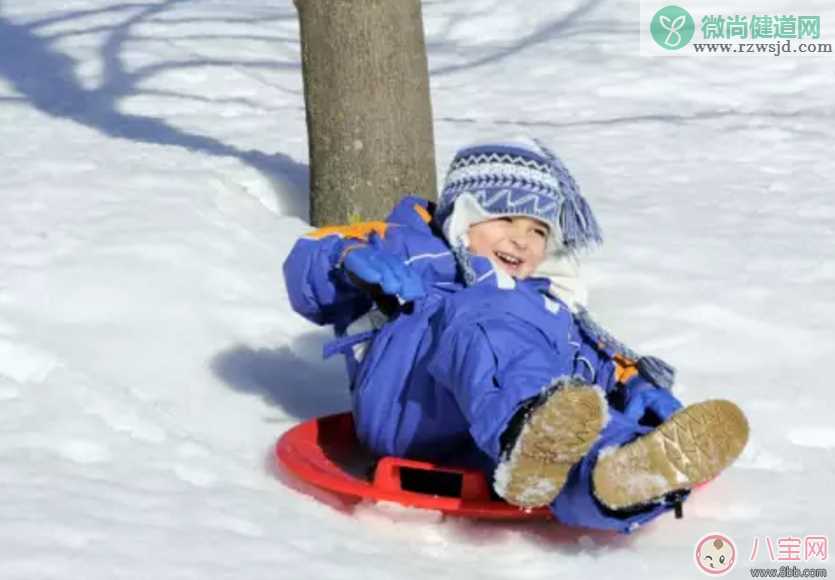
(398, 467, 463, 498)
(373, 457, 492, 500)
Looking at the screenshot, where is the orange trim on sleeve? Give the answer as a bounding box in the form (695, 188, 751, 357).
(613, 353, 639, 384)
(413, 203, 432, 224)
(305, 221, 389, 241)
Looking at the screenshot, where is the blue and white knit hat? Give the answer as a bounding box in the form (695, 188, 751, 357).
(436, 138, 603, 253)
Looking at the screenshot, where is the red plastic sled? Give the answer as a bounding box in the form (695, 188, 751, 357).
(275, 412, 552, 520)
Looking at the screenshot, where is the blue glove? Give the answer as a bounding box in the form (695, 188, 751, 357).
(341, 243, 426, 301)
(624, 383, 683, 423)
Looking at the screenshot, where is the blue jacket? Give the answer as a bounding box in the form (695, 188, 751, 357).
(284, 196, 657, 458)
(284, 196, 680, 532)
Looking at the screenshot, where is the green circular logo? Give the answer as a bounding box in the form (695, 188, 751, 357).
(650, 5, 695, 50)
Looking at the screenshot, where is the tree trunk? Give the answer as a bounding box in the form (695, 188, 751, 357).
(295, 0, 437, 226)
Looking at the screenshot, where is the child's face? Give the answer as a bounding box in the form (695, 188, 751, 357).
(467, 216, 549, 279)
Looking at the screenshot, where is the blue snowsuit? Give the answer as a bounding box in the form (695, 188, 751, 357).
(283, 196, 681, 532)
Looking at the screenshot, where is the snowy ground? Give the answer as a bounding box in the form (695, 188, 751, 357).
(1, 0, 834, 578)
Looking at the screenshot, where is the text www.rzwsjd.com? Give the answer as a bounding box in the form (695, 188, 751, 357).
(692, 39, 832, 55)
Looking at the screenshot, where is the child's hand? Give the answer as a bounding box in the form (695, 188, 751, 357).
(342, 245, 426, 301)
(624, 384, 683, 423)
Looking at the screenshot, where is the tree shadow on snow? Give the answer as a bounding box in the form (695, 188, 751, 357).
(211, 330, 351, 421)
(427, 0, 607, 77)
(0, 0, 308, 219)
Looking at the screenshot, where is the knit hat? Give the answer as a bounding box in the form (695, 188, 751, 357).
(436, 138, 601, 311)
(436, 138, 602, 254)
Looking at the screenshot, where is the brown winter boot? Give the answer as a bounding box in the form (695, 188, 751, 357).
(494, 380, 608, 509)
(592, 399, 749, 510)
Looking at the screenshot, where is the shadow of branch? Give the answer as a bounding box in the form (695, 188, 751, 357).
(0, 0, 308, 218)
(428, 0, 606, 77)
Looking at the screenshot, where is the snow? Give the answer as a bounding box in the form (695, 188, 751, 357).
(1, 0, 834, 578)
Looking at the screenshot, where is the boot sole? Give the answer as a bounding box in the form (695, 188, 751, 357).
(592, 399, 749, 510)
(495, 383, 607, 508)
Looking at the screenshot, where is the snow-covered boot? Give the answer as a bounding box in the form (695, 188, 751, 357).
(592, 399, 749, 510)
(494, 379, 608, 509)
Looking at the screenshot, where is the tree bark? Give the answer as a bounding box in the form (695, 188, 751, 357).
(295, 0, 437, 226)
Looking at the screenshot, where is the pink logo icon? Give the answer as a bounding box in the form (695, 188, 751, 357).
(695, 533, 737, 576)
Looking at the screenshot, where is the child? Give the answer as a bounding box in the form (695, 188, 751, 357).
(283, 139, 749, 532)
